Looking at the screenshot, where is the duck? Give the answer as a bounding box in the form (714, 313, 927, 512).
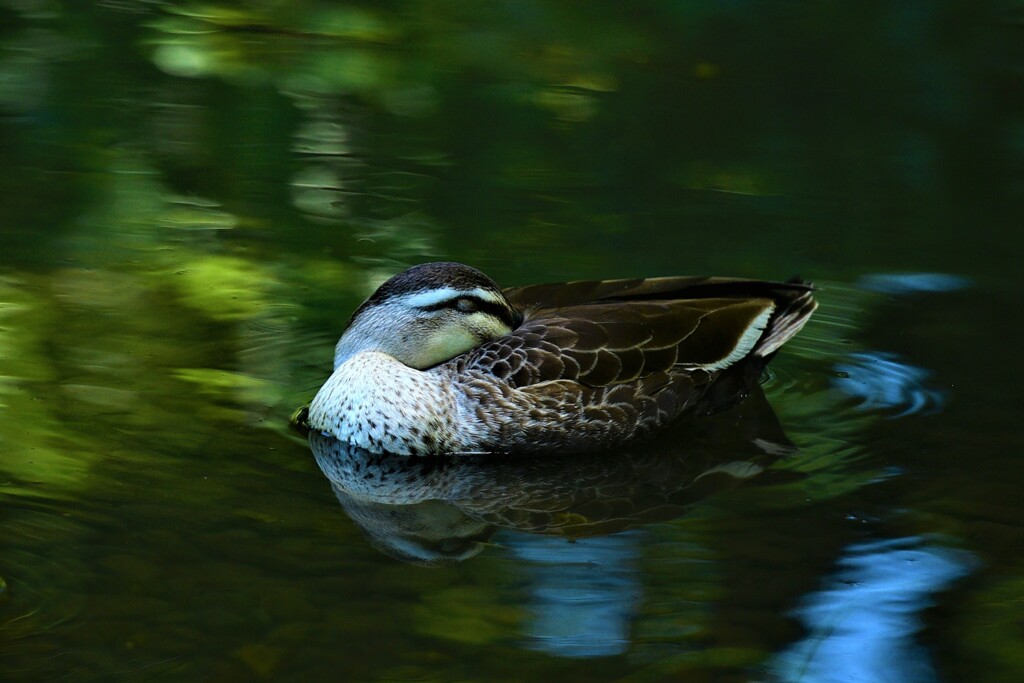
(306, 262, 816, 456)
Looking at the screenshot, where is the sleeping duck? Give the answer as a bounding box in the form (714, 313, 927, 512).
(306, 262, 816, 456)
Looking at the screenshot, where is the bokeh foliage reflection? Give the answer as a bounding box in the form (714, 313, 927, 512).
(1, 1, 1023, 681)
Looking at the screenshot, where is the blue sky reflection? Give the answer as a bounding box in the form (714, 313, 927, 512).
(770, 537, 975, 683)
(856, 272, 971, 295)
(507, 531, 642, 658)
(833, 352, 947, 418)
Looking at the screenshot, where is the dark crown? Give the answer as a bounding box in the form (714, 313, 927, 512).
(366, 263, 502, 302)
(349, 262, 506, 323)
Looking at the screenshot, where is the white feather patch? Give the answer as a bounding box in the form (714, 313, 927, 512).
(696, 304, 774, 371)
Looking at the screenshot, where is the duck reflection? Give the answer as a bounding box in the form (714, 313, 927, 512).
(307, 388, 798, 565)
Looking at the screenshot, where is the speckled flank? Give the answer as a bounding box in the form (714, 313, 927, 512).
(308, 348, 698, 456)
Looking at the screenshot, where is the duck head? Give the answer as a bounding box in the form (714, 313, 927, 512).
(334, 262, 520, 370)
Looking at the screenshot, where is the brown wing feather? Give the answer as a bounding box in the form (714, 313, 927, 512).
(441, 275, 816, 452)
(457, 297, 777, 388)
(503, 276, 709, 309)
(503, 275, 812, 310)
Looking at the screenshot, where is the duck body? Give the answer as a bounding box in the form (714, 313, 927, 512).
(307, 262, 816, 456)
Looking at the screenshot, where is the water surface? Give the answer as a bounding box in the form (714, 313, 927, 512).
(2, 2, 1023, 681)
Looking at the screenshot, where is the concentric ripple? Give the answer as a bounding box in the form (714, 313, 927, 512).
(832, 351, 947, 418)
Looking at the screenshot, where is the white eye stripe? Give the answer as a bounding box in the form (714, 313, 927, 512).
(398, 287, 504, 309)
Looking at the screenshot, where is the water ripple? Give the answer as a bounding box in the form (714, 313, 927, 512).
(832, 351, 947, 418)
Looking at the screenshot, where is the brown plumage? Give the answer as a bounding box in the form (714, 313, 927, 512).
(305, 263, 817, 455)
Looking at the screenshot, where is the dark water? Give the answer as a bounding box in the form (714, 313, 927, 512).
(2, 2, 1023, 681)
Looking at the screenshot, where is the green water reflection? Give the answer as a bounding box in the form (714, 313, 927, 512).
(2, 1, 1023, 681)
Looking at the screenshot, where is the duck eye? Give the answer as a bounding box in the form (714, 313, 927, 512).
(454, 297, 478, 313)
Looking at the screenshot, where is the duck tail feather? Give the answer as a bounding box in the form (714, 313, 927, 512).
(756, 283, 817, 358)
